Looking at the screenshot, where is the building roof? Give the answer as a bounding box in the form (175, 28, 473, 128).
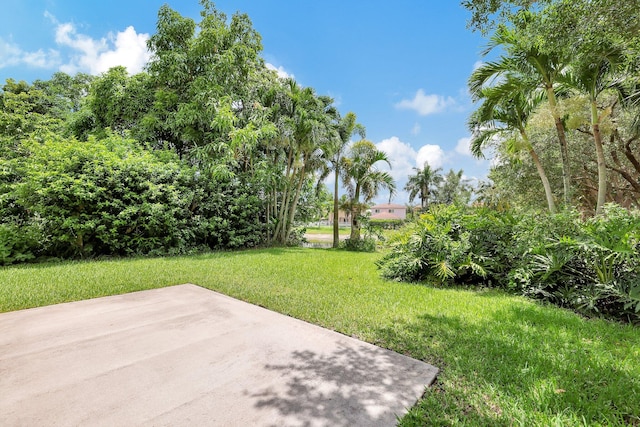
(370, 212, 403, 220)
(370, 203, 406, 209)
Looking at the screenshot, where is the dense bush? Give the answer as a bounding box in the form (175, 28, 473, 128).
(0, 223, 41, 264)
(342, 237, 377, 252)
(0, 135, 266, 264)
(378, 204, 640, 324)
(378, 205, 500, 283)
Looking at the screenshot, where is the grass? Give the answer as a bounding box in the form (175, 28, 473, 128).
(1, 248, 638, 426)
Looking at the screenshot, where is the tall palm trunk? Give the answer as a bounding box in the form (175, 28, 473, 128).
(521, 130, 557, 213)
(545, 86, 572, 205)
(284, 163, 307, 242)
(591, 101, 607, 215)
(333, 167, 340, 248)
(423, 186, 430, 211)
(529, 147, 557, 214)
(274, 147, 294, 243)
(350, 185, 361, 241)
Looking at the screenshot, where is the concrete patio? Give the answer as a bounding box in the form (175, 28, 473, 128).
(0, 284, 438, 426)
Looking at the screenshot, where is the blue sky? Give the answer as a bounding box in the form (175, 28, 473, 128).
(0, 1, 492, 204)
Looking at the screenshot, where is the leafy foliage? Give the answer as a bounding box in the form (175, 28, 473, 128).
(378, 204, 640, 323)
(431, 169, 473, 206)
(0, 134, 265, 263)
(1, 1, 351, 256)
(466, 1, 640, 214)
(523, 205, 640, 320)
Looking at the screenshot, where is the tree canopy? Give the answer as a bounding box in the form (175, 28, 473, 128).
(0, 1, 373, 263)
(466, 0, 640, 213)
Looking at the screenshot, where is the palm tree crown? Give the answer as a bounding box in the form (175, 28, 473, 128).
(341, 140, 396, 240)
(404, 163, 442, 210)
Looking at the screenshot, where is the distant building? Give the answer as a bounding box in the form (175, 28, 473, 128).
(326, 210, 351, 225)
(368, 203, 407, 221)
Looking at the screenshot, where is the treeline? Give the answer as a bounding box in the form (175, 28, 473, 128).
(0, 2, 384, 264)
(465, 0, 640, 214)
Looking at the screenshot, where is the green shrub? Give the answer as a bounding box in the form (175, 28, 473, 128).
(0, 134, 266, 262)
(378, 205, 489, 283)
(0, 223, 39, 265)
(377, 204, 640, 324)
(524, 205, 640, 322)
(342, 237, 377, 252)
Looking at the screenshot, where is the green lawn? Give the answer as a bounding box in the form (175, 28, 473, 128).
(1, 248, 638, 426)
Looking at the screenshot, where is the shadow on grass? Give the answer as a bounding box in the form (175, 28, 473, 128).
(373, 302, 640, 426)
(249, 343, 438, 427)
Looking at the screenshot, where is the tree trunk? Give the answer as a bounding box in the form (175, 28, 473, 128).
(529, 147, 557, 214)
(591, 101, 607, 215)
(425, 188, 430, 212)
(622, 135, 640, 175)
(284, 164, 307, 242)
(522, 130, 557, 213)
(269, 187, 278, 243)
(277, 181, 291, 244)
(333, 167, 340, 248)
(273, 148, 294, 242)
(350, 185, 361, 241)
(546, 87, 572, 206)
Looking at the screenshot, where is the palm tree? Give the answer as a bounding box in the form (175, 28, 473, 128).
(469, 74, 558, 213)
(265, 78, 335, 243)
(404, 163, 442, 211)
(318, 112, 365, 247)
(341, 140, 396, 241)
(560, 46, 625, 214)
(471, 22, 572, 205)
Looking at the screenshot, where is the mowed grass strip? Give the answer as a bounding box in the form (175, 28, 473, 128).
(1, 248, 638, 426)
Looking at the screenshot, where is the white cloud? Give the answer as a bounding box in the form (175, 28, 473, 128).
(1, 13, 149, 75)
(376, 137, 446, 181)
(416, 144, 445, 170)
(395, 89, 456, 116)
(372, 136, 448, 204)
(367, 136, 491, 204)
(54, 20, 150, 75)
(411, 123, 421, 135)
(0, 37, 59, 69)
(22, 49, 60, 68)
(97, 27, 149, 74)
(455, 136, 472, 156)
(266, 62, 293, 80)
(376, 136, 418, 183)
(0, 38, 22, 68)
